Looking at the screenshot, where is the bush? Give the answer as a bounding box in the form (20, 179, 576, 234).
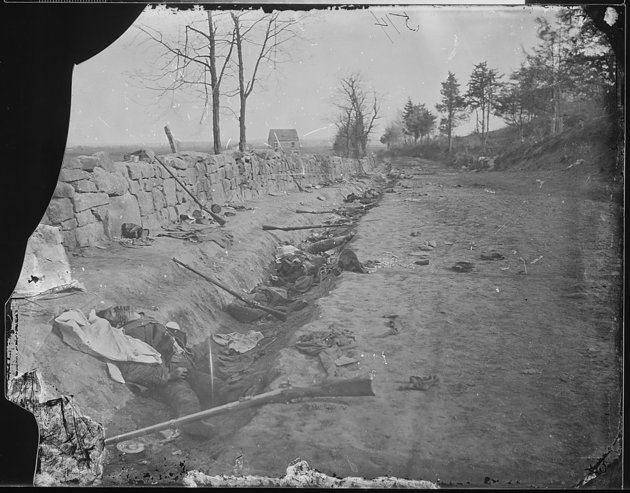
(378, 140, 448, 161)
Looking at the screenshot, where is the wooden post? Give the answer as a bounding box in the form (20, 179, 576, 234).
(164, 125, 179, 153)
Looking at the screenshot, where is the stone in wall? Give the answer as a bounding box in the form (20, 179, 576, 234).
(161, 155, 188, 170)
(73, 180, 98, 193)
(73, 192, 109, 213)
(61, 230, 77, 250)
(175, 188, 187, 204)
(141, 212, 161, 231)
(128, 179, 141, 195)
(60, 218, 77, 232)
(76, 155, 100, 171)
(61, 157, 82, 170)
(139, 162, 155, 179)
(153, 162, 167, 179)
(152, 188, 166, 210)
(158, 208, 170, 223)
(59, 169, 90, 183)
(134, 191, 153, 215)
(93, 167, 129, 196)
(167, 206, 178, 222)
(100, 160, 129, 179)
(195, 161, 207, 175)
(141, 177, 157, 192)
(185, 168, 198, 187)
(52, 182, 75, 199)
(175, 203, 191, 216)
(47, 198, 74, 224)
(126, 162, 143, 180)
(163, 179, 177, 206)
(75, 221, 105, 248)
(104, 193, 142, 239)
(210, 185, 226, 206)
(75, 209, 96, 228)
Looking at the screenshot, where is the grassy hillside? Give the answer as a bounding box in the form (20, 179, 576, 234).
(494, 117, 621, 177)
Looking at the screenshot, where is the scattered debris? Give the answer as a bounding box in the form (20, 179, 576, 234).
(295, 327, 356, 357)
(335, 355, 358, 367)
(451, 261, 474, 273)
(381, 315, 401, 336)
(212, 331, 265, 354)
(414, 259, 430, 265)
(121, 223, 147, 240)
(158, 225, 233, 248)
(304, 233, 354, 255)
(344, 189, 379, 204)
(521, 369, 542, 375)
(225, 302, 267, 323)
(530, 255, 544, 264)
(337, 248, 367, 273)
(116, 440, 146, 461)
(397, 375, 439, 391)
(480, 252, 505, 261)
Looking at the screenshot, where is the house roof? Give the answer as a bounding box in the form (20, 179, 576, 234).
(268, 129, 299, 142)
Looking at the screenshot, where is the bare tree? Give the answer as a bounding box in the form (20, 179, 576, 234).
(133, 11, 235, 154)
(229, 10, 303, 152)
(332, 74, 381, 158)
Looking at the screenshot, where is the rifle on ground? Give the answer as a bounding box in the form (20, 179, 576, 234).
(295, 209, 338, 214)
(262, 223, 351, 232)
(153, 155, 226, 226)
(104, 377, 374, 446)
(172, 257, 287, 321)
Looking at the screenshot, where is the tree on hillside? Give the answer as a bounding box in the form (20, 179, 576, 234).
(134, 11, 236, 154)
(230, 11, 303, 152)
(465, 61, 502, 151)
(402, 100, 437, 144)
(557, 7, 617, 109)
(435, 72, 467, 154)
(380, 118, 404, 150)
(332, 73, 381, 158)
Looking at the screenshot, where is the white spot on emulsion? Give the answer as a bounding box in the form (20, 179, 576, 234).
(447, 35, 458, 61)
(604, 7, 618, 26)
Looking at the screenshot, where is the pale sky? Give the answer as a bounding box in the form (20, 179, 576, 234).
(66, 4, 559, 147)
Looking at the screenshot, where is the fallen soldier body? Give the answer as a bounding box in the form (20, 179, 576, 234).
(113, 317, 228, 439)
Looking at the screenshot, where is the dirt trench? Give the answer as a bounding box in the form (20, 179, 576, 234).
(8, 173, 384, 485)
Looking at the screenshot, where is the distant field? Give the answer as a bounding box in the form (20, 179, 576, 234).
(64, 141, 385, 160)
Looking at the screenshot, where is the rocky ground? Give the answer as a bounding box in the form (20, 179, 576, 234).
(9, 155, 622, 487)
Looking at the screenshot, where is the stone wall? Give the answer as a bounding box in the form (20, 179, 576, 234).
(41, 150, 374, 250)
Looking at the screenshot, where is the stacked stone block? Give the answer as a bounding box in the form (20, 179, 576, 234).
(42, 149, 375, 251)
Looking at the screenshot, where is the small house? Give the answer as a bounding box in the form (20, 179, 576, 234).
(268, 129, 300, 153)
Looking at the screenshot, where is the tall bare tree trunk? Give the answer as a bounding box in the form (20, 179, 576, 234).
(233, 19, 247, 152)
(207, 12, 221, 155)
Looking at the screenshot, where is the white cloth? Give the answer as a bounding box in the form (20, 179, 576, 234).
(55, 309, 163, 364)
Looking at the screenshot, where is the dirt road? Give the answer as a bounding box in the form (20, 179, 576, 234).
(172, 157, 622, 487)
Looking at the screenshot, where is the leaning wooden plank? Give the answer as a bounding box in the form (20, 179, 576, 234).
(172, 258, 287, 320)
(262, 223, 351, 231)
